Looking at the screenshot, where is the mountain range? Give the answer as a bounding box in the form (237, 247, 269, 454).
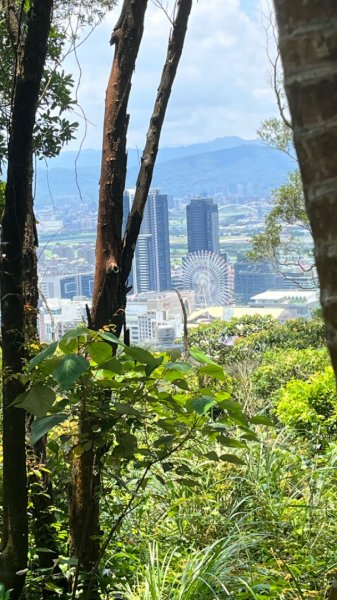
(36, 136, 295, 206)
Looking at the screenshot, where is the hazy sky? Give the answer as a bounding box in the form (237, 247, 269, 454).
(66, 0, 277, 151)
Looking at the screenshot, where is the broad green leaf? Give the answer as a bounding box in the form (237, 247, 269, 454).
(176, 478, 200, 487)
(220, 454, 246, 466)
(53, 355, 89, 389)
(186, 395, 216, 415)
(87, 341, 112, 365)
(60, 327, 89, 341)
(145, 356, 164, 377)
(31, 413, 67, 445)
(28, 341, 58, 371)
(240, 432, 259, 441)
(124, 345, 157, 365)
(154, 435, 176, 448)
(198, 364, 226, 381)
(250, 415, 274, 426)
(172, 378, 190, 391)
(98, 331, 125, 346)
(14, 385, 56, 417)
(115, 432, 137, 458)
(170, 349, 181, 362)
(165, 362, 191, 373)
(205, 451, 219, 461)
(58, 327, 89, 355)
(99, 357, 123, 374)
(189, 349, 217, 365)
(58, 337, 78, 355)
(111, 403, 145, 417)
(219, 400, 249, 425)
(217, 435, 247, 449)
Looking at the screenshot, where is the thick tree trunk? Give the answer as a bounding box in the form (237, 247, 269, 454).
(273, 1, 337, 368)
(91, 0, 148, 331)
(272, 2, 337, 596)
(70, 3, 148, 591)
(0, 1, 53, 595)
(79, 2, 192, 591)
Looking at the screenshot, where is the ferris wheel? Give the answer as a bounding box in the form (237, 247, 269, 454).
(182, 251, 232, 308)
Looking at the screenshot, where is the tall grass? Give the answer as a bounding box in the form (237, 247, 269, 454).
(119, 532, 258, 599)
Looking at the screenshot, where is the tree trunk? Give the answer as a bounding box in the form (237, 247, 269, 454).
(77, 1, 192, 591)
(272, 2, 337, 596)
(69, 3, 148, 591)
(0, 1, 53, 595)
(272, 2, 337, 370)
(122, 0, 193, 284)
(91, 0, 149, 331)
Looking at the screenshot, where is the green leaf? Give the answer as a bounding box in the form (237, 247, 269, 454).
(217, 435, 247, 449)
(14, 385, 56, 417)
(154, 435, 176, 448)
(97, 331, 125, 346)
(189, 349, 217, 365)
(58, 337, 78, 355)
(115, 432, 137, 458)
(111, 403, 145, 417)
(250, 415, 274, 426)
(124, 346, 157, 365)
(205, 451, 219, 461)
(165, 362, 191, 373)
(176, 478, 200, 487)
(220, 454, 246, 466)
(53, 355, 89, 389)
(170, 349, 181, 361)
(87, 341, 112, 365)
(218, 399, 249, 425)
(99, 357, 123, 374)
(28, 341, 58, 371)
(187, 395, 216, 415)
(145, 356, 164, 377)
(172, 378, 190, 391)
(198, 364, 226, 381)
(31, 414, 67, 445)
(58, 327, 89, 354)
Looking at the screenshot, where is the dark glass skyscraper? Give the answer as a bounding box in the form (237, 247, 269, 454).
(123, 189, 172, 293)
(186, 198, 220, 254)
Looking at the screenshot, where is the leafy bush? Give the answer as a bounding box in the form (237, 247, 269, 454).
(275, 367, 337, 434)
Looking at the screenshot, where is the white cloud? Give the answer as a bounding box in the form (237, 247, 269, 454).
(64, 0, 279, 151)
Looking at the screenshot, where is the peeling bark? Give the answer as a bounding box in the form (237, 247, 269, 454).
(91, 0, 148, 331)
(70, 3, 148, 590)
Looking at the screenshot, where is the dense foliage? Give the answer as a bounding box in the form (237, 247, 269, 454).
(0, 314, 333, 598)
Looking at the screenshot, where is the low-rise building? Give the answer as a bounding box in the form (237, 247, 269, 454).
(249, 289, 319, 318)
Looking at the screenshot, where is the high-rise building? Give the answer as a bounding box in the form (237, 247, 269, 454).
(186, 198, 220, 254)
(123, 189, 172, 293)
(234, 258, 285, 304)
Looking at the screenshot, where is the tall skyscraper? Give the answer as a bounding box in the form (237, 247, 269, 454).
(123, 189, 172, 293)
(186, 198, 220, 254)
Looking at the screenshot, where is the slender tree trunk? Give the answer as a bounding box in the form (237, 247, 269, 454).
(272, 2, 337, 595)
(122, 0, 193, 285)
(0, 1, 53, 595)
(272, 1, 337, 372)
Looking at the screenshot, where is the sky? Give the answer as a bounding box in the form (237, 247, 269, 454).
(65, 0, 277, 151)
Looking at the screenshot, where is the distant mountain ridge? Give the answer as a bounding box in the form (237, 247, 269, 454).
(36, 136, 293, 205)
